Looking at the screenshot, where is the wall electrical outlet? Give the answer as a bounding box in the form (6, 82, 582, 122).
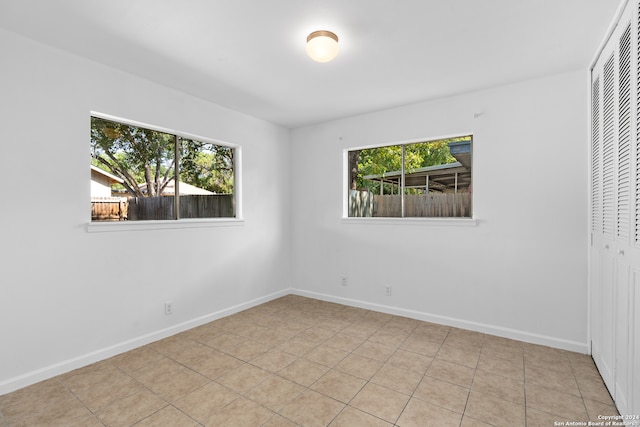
(164, 302, 173, 315)
(340, 275, 348, 286)
(385, 285, 392, 296)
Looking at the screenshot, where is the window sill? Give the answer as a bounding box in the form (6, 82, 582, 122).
(87, 218, 245, 233)
(341, 217, 478, 226)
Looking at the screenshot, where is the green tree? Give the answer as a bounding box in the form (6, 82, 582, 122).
(351, 136, 469, 193)
(179, 139, 234, 194)
(91, 117, 175, 197)
(91, 118, 235, 197)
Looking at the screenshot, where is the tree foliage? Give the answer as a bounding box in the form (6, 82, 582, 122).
(91, 117, 175, 197)
(91, 117, 234, 197)
(351, 136, 470, 193)
(179, 139, 234, 194)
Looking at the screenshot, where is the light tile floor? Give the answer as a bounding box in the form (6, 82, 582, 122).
(0, 295, 619, 426)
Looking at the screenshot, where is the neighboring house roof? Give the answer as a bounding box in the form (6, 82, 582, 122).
(91, 165, 124, 184)
(91, 167, 214, 196)
(139, 178, 215, 196)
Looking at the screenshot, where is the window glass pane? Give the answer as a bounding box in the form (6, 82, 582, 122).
(404, 137, 472, 218)
(90, 117, 236, 221)
(347, 136, 472, 218)
(178, 138, 235, 218)
(349, 145, 403, 217)
(91, 117, 176, 221)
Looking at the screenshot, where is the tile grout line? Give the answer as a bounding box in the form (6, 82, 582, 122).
(459, 333, 479, 427)
(1, 296, 618, 426)
(522, 342, 528, 427)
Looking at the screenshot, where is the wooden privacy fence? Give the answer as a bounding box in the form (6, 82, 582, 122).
(91, 195, 234, 221)
(349, 190, 374, 217)
(91, 197, 128, 221)
(127, 195, 234, 220)
(177, 194, 234, 219)
(349, 191, 471, 218)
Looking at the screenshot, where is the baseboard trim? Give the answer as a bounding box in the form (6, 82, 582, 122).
(291, 289, 589, 354)
(0, 289, 289, 396)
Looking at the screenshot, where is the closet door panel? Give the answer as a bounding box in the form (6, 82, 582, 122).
(591, 1, 640, 415)
(591, 68, 604, 379)
(597, 246, 616, 394)
(595, 48, 618, 397)
(614, 20, 635, 414)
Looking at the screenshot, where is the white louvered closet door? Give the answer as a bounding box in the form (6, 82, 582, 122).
(590, 0, 640, 416)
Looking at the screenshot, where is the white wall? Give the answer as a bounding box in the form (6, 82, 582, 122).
(0, 29, 292, 394)
(290, 71, 589, 352)
(0, 24, 591, 395)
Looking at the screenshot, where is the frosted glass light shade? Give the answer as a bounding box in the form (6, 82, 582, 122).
(306, 30, 339, 62)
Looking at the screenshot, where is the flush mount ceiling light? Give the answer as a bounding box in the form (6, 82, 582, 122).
(306, 30, 339, 62)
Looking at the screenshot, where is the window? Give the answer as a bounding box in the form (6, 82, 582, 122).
(347, 136, 472, 218)
(90, 116, 236, 222)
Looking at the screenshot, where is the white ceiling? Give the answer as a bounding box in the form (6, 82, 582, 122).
(0, 0, 621, 128)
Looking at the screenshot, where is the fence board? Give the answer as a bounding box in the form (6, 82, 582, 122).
(92, 195, 234, 221)
(349, 190, 374, 217)
(179, 194, 234, 219)
(127, 195, 234, 220)
(349, 191, 471, 218)
(91, 198, 127, 221)
(375, 194, 402, 217)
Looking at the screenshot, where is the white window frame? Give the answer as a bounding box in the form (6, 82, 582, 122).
(342, 135, 477, 226)
(87, 112, 243, 233)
